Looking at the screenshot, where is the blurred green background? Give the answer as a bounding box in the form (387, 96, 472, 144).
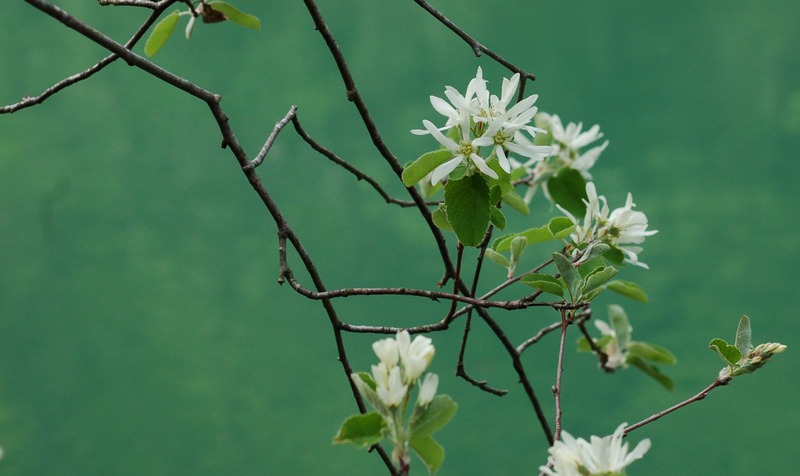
(1, 1, 798, 474)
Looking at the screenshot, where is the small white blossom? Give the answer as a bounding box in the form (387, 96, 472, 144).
(594, 320, 628, 370)
(417, 373, 439, 406)
(396, 330, 435, 382)
(372, 363, 408, 407)
(563, 182, 657, 268)
(413, 68, 549, 184)
(540, 423, 651, 476)
(372, 337, 399, 368)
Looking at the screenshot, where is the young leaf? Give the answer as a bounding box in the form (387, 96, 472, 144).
(521, 273, 564, 297)
(547, 167, 587, 217)
(735, 315, 753, 357)
(444, 175, 491, 247)
(501, 189, 530, 215)
(402, 150, 455, 187)
(332, 412, 386, 448)
(431, 205, 453, 232)
(709, 338, 742, 366)
(489, 205, 506, 230)
(207, 1, 261, 29)
(483, 248, 510, 268)
(547, 216, 576, 240)
(409, 395, 457, 438)
(628, 356, 675, 390)
(410, 435, 445, 475)
(552, 252, 580, 301)
(144, 10, 181, 57)
(581, 266, 618, 297)
(628, 342, 678, 365)
(605, 280, 649, 303)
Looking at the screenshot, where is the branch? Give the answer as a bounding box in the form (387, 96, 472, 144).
(245, 106, 298, 170)
(1, 1, 179, 114)
(624, 374, 733, 436)
(412, 0, 535, 81)
(290, 114, 421, 207)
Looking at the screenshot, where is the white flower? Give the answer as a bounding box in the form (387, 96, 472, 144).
(372, 363, 408, 407)
(545, 113, 608, 178)
(396, 330, 435, 382)
(540, 423, 651, 476)
(594, 320, 628, 370)
(372, 337, 399, 368)
(563, 182, 657, 268)
(413, 67, 549, 183)
(417, 373, 439, 406)
(422, 117, 498, 184)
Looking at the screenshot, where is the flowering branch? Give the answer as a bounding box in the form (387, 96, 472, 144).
(4, 1, 787, 475)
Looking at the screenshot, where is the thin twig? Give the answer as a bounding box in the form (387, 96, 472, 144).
(290, 115, 420, 207)
(1, 1, 179, 114)
(246, 106, 298, 170)
(552, 309, 569, 442)
(624, 375, 732, 435)
(412, 0, 535, 81)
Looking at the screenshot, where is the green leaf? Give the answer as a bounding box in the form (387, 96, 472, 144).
(502, 189, 530, 215)
(709, 337, 742, 366)
(431, 204, 453, 232)
(520, 273, 564, 297)
(548, 216, 576, 240)
(207, 1, 261, 29)
(489, 205, 506, 230)
(581, 266, 618, 297)
(444, 175, 491, 247)
(144, 10, 181, 57)
(483, 248, 509, 268)
(402, 150, 455, 187)
(735, 315, 753, 357)
(509, 236, 527, 264)
(332, 412, 386, 448)
(494, 216, 573, 253)
(410, 436, 445, 475)
(628, 341, 678, 365)
(351, 373, 388, 415)
(552, 252, 580, 301)
(605, 280, 649, 303)
(547, 168, 587, 217)
(410, 395, 457, 438)
(628, 356, 675, 390)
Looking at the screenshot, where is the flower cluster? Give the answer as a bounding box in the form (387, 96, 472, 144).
(729, 342, 788, 377)
(412, 67, 551, 185)
(540, 423, 651, 476)
(338, 331, 455, 474)
(563, 182, 658, 268)
(518, 113, 608, 203)
(367, 330, 438, 407)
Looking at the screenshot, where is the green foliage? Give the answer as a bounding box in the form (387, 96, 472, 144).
(547, 167, 587, 217)
(144, 10, 180, 57)
(492, 216, 575, 252)
(605, 280, 649, 303)
(709, 338, 741, 366)
(735, 315, 753, 357)
(521, 273, 564, 297)
(207, 1, 262, 30)
(444, 175, 491, 247)
(402, 150, 455, 187)
(552, 252, 580, 302)
(332, 412, 386, 448)
(410, 436, 445, 475)
(410, 395, 458, 438)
